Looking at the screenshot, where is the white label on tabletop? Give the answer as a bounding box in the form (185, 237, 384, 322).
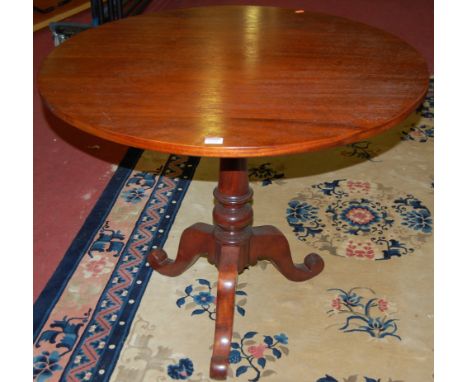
(204, 137, 224, 144)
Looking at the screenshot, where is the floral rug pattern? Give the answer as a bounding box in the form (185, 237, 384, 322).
(327, 287, 400, 340)
(34, 80, 433, 381)
(286, 179, 432, 261)
(228, 331, 289, 382)
(176, 279, 248, 320)
(316, 376, 403, 382)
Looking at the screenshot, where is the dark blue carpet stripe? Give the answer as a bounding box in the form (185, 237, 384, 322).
(33, 148, 143, 341)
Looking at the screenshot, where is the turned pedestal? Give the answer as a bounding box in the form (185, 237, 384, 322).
(148, 158, 324, 379)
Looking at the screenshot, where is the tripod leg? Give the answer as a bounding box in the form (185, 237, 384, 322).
(209, 245, 240, 380)
(148, 223, 215, 277)
(250, 225, 324, 281)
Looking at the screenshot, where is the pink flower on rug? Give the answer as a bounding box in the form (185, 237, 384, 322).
(378, 298, 389, 312)
(345, 208, 375, 225)
(331, 297, 342, 310)
(345, 240, 375, 260)
(247, 344, 267, 359)
(347, 180, 371, 193)
(82, 255, 113, 278)
(407, 128, 425, 140)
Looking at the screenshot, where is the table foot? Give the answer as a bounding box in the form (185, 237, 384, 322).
(148, 223, 215, 276)
(209, 245, 240, 380)
(250, 225, 324, 282)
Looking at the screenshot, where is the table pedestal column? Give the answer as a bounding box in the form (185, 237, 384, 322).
(148, 158, 324, 380)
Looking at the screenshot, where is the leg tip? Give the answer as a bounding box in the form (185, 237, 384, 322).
(147, 249, 169, 270)
(304, 253, 325, 275)
(210, 356, 228, 380)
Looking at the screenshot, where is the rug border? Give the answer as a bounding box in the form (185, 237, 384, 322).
(33, 147, 143, 340)
(60, 155, 201, 381)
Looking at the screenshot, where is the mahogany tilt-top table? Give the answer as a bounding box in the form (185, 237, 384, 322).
(39, 6, 428, 379)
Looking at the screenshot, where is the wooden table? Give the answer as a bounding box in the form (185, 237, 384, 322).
(38, 6, 428, 379)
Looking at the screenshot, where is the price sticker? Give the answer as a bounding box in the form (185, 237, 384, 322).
(204, 137, 224, 144)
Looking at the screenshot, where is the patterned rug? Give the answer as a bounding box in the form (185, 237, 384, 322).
(34, 79, 434, 382)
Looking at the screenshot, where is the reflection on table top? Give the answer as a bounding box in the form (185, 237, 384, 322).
(39, 6, 429, 157)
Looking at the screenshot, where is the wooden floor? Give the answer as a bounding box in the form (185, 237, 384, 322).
(34, 0, 90, 32)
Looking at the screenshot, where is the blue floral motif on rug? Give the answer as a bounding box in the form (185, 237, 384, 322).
(286, 179, 432, 261)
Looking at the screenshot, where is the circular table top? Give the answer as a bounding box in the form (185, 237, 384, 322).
(39, 6, 428, 158)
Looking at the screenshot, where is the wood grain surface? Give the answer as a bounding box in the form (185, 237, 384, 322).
(38, 6, 429, 158)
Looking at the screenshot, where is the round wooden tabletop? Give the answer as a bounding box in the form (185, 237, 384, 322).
(39, 6, 429, 158)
